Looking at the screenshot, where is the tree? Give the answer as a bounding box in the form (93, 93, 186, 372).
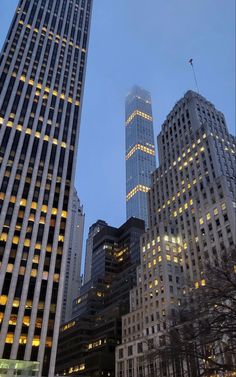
(141, 247, 236, 377)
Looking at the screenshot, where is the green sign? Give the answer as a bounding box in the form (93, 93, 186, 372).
(0, 359, 40, 376)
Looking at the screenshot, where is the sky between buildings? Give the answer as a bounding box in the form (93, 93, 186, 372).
(1, 0, 235, 272)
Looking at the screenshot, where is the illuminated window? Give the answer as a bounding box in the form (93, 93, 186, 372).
(206, 213, 211, 220)
(221, 203, 226, 211)
(0, 295, 8, 305)
(5, 334, 14, 344)
(32, 337, 40, 346)
(24, 239, 30, 247)
(0, 233, 7, 242)
(42, 271, 48, 280)
(20, 199, 27, 206)
(13, 299, 20, 308)
(61, 210, 67, 218)
(214, 208, 219, 215)
(6, 264, 13, 273)
(54, 274, 60, 282)
(13, 236, 19, 244)
(41, 205, 47, 213)
(31, 202, 37, 209)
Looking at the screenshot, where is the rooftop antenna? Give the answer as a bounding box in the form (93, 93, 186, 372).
(189, 58, 200, 94)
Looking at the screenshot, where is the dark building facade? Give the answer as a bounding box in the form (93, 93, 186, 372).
(84, 220, 108, 284)
(0, 0, 93, 375)
(56, 217, 145, 376)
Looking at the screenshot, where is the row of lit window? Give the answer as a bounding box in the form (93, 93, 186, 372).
(88, 338, 106, 350)
(0, 296, 54, 310)
(68, 364, 85, 374)
(5, 333, 52, 347)
(143, 235, 182, 252)
(172, 198, 194, 218)
(199, 203, 226, 225)
(0, 118, 73, 151)
(155, 173, 203, 216)
(0, 263, 59, 282)
(115, 248, 128, 258)
(126, 143, 155, 160)
(210, 132, 235, 153)
(194, 279, 206, 289)
(125, 110, 153, 125)
(18, 19, 87, 53)
(158, 146, 205, 182)
(126, 184, 150, 201)
(149, 279, 159, 288)
(146, 254, 180, 268)
(157, 135, 207, 179)
(144, 245, 181, 262)
(0, 194, 67, 218)
(0, 231, 64, 246)
(155, 150, 206, 210)
(62, 321, 75, 332)
(12, 71, 80, 106)
(0, 237, 60, 258)
(0, 313, 42, 328)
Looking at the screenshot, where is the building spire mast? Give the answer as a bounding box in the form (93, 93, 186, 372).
(189, 58, 200, 93)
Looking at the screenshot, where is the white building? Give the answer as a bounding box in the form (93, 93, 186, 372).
(61, 189, 85, 324)
(116, 91, 236, 377)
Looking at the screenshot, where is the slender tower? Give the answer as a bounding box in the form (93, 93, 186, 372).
(125, 86, 156, 227)
(0, 0, 93, 375)
(61, 189, 85, 324)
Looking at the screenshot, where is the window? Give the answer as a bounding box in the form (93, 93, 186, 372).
(128, 346, 133, 356)
(137, 343, 143, 354)
(119, 348, 123, 359)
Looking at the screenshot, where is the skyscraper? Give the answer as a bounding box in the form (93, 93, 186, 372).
(0, 1, 93, 375)
(56, 217, 145, 377)
(125, 86, 156, 227)
(61, 189, 85, 324)
(84, 219, 107, 284)
(116, 91, 236, 376)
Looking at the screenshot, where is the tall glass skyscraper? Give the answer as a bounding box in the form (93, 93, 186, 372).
(0, 0, 93, 375)
(125, 86, 156, 227)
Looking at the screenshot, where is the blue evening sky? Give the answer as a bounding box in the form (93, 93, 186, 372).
(1, 1, 235, 272)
